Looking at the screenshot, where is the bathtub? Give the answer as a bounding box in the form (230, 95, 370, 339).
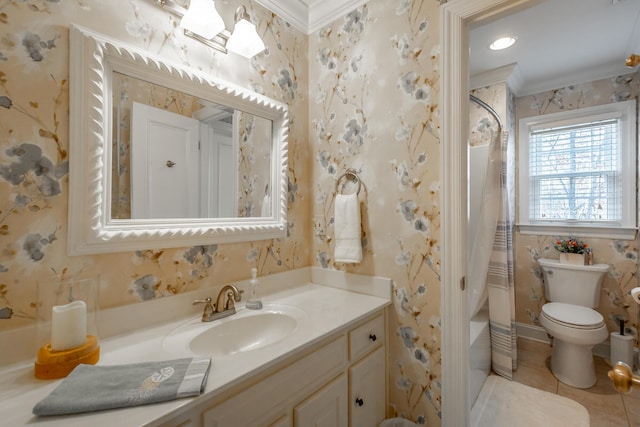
(470, 305, 491, 406)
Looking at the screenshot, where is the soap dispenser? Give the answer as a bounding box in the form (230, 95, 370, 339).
(246, 268, 263, 310)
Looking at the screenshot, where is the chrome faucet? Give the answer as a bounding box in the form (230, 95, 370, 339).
(193, 284, 243, 322)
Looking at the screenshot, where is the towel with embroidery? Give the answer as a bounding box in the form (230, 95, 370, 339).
(33, 356, 211, 416)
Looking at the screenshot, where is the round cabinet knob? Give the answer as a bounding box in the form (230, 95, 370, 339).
(355, 398, 364, 407)
(166, 160, 176, 168)
(369, 334, 377, 342)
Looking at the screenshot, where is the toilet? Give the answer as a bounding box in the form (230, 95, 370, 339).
(538, 258, 609, 389)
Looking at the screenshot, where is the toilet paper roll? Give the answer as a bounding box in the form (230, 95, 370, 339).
(631, 287, 640, 305)
(611, 332, 634, 368)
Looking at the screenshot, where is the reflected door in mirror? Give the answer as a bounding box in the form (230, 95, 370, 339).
(131, 102, 200, 219)
(111, 72, 272, 220)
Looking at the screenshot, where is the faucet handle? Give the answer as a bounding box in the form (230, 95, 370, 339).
(223, 289, 244, 311)
(193, 297, 215, 322)
(193, 296, 214, 306)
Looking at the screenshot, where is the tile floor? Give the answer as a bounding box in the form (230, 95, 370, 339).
(514, 337, 640, 426)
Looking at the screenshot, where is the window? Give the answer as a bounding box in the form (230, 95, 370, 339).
(518, 100, 637, 239)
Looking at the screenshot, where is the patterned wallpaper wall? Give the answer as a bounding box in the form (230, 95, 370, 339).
(0, 0, 443, 424)
(514, 73, 640, 340)
(0, 2, 309, 329)
(471, 73, 640, 344)
(470, 84, 509, 147)
(309, 1, 442, 423)
(237, 112, 272, 217)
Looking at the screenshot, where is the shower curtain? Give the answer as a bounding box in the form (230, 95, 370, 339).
(468, 129, 517, 379)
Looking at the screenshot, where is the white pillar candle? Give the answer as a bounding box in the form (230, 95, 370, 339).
(51, 300, 87, 351)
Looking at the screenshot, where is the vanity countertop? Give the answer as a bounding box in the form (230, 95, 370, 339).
(0, 279, 391, 426)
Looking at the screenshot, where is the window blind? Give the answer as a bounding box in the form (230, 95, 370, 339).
(528, 118, 620, 222)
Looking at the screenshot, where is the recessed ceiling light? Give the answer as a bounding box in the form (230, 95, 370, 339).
(489, 36, 517, 51)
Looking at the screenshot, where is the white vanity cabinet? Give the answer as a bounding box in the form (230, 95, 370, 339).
(349, 347, 385, 426)
(294, 374, 348, 427)
(348, 314, 386, 427)
(159, 311, 386, 427)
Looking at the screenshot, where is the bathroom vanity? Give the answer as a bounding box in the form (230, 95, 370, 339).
(0, 268, 391, 426)
(166, 309, 386, 427)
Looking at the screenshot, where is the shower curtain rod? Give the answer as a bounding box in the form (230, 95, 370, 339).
(470, 94, 503, 132)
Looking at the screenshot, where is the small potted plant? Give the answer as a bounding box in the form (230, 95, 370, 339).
(554, 237, 588, 265)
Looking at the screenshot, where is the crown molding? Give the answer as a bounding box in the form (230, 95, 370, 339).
(470, 62, 522, 92)
(255, 0, 366, 34)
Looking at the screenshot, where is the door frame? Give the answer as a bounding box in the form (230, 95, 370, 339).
(439, 0, 540, 425)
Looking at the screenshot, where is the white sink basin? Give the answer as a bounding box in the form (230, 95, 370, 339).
(163, 304, 307, 357)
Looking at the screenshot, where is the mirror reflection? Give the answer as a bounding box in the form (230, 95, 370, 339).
(110, 72, 272, 220)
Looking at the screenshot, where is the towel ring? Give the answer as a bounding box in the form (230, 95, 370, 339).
(336, 168, 362, 195)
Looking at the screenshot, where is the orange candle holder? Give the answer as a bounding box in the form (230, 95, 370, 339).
(34, 335, 100, 380)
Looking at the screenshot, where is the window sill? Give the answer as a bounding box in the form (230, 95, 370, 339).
(517, 224, 637, 240)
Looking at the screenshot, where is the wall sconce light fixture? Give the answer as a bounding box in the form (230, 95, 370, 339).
(154, 0, 266, 58)
(226, 6, 266, 58)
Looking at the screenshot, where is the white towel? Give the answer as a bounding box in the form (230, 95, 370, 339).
(334, 193, 362, 263)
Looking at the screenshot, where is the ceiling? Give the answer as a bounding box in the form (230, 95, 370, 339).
(257, 0, 640, 96)
(469, 0, 640, 95)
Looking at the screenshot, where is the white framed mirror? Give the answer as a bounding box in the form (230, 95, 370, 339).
(68, 25, 288, 255)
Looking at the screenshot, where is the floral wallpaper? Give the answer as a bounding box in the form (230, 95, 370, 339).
(470, 84, 510, 147)
(310, 1, 442, 424)
(0, 0, 445, 424)
(0, 2, 309, 331)
(514, 72, 640, 342)
(471, 73, 640, 346)
(237, 112, 272, 217)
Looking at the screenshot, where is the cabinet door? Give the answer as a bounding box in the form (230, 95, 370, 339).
(294, 375, 348, 427)
(203, 337, 346, 427)
(349, 347, 385, 427)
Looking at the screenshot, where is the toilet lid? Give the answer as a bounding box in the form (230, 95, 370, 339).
(542, 302, 604, 328)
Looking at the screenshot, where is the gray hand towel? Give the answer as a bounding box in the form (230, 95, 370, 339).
(33, 356, 211, 416)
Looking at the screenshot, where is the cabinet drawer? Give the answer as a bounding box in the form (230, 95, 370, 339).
(349, 314, 384, 361)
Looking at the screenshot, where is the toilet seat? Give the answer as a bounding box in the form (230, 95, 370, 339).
(541, 302, 604, 330)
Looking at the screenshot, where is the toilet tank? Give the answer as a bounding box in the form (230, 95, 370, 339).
(537, 258, 609, 308)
